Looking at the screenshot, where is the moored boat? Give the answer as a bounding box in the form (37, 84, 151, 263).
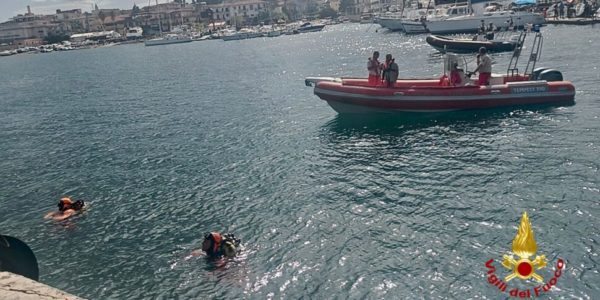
(296, 22, 326, 33)
(126, 27, 144, 40)
(426, 34, 518, 53)
(377, 15, 405, 31)
(145, 34, 192, 46)
(424, 11, 545, 34)
(401, 20, 428, 34)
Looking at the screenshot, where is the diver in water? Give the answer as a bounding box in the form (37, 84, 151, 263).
(44, 197, 85, 221)
(192, 232, 241, 258)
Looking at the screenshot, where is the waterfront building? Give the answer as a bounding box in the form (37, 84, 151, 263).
(135, 3, 200, 34)
(0, 6, 58, 44)
(55, 9, 83, 21)
(208, 0, 268, 25)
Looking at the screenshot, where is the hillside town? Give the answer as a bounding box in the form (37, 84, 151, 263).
(0, 0, 394, 50)
(1, 0, 598, 52)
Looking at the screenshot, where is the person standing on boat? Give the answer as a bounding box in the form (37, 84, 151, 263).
(382, 54, 399, 88)
(367, 51, 382, 86)
(473, 47, 492, 86)
(485, 23, 496, 40)
(507, 17, 515, 31)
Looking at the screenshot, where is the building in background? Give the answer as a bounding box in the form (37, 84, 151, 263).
(208, 0, 268, 25)
(0, 6, 58, 44)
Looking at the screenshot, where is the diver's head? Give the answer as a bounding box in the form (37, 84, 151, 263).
(479, 47, 487, 55)
(373, 51, 379, 59)
(202, 232, 222, 254)
(58, 197, 73, 212)
(72, 200, 85, 211)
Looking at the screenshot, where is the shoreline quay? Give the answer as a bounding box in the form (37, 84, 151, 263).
(0, 272, 83, 300)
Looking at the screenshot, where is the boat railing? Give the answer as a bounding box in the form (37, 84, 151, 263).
(506, 26, 542, 79)
(524, 32, 543, 78)
(506, 30, 526, 77)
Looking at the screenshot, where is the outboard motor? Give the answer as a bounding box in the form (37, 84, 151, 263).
(538, 69, 563, 82)
(532, 67, 549, 80)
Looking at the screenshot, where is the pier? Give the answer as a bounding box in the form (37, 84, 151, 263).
(546, 18, 600, 25)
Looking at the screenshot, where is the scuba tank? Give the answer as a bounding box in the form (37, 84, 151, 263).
(221, 233, 241, 258)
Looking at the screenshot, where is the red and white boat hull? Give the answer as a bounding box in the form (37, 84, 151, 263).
(308, 77, 575, 113)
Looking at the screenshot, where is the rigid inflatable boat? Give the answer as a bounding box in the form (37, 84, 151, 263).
(305, 74, 574, 113)
(426, 34, 518, 53)
(305, 31, 575, 114)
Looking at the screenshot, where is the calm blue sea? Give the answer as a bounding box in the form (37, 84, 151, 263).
(0, 23, 599, 299)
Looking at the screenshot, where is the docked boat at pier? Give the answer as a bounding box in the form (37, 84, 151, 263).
(126, 27, 144, 40)
(424, 11, 545, 34)
(296, 22, 326, 33)
(145, 34, 192, 46)
(305, 31, 574, 113)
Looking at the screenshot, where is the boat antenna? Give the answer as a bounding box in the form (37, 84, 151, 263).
(424, 0, 433, 19)
(155, 0, 163, 35)
(399, 0, 406, 18)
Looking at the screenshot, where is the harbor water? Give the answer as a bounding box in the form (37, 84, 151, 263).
(0, 24, 599, 298)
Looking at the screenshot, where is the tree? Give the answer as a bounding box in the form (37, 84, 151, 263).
(339, 0, 354, 14)
(283, 5, 299, 21)
(257, 10, 271, 23)
(319, 6, 338, 18)
(44, 32, 70, 44)
(69, 20, 84, 33)
(131, 4, 141, 16)
(306, 2, 319, 16)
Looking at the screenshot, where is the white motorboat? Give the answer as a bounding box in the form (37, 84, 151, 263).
(378, 15, 405, 31)
(425, 11, 545, 34)
(267, 30, 282, 37)
(401, 20, 428, 34)
(126, 27, 144, 40)
(222, 28, 261, 41)
(144, 34, 192, 46)
(296, 22, 326, 33)
(195, 34, 212, 41)
(384, 5, 473, 34)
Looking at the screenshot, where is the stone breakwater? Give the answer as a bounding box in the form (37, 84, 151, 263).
(0, 272, 83, 300)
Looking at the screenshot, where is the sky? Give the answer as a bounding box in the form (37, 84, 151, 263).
(0, 0, 148, 23)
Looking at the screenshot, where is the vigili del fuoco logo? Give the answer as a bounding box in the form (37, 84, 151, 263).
(485, 212, 565, 298)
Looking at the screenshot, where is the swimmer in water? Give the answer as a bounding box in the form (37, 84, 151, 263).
(44, 197, 85, 221)
(191, 232, 241, 258)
